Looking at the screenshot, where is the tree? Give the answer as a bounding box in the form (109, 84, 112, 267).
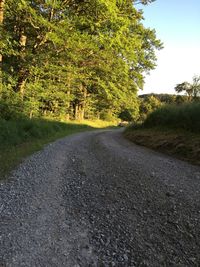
(139, 95, 162, 121)
(175, 95, 188, 104)
(118, 106, 139, 122)
(1, 0, 162, 120)
(134, 0, 156, 5)
(191, 75, 200, 100)
(0, 0, 5, 89)
(175, 82, 192, 100)
(0, 0, 4, 23)
(175, 76, 200, 101)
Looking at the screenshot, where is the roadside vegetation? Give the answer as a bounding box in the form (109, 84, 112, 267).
(125, 101, 200, 165)
(144, 102, 200, 133)
(0, 117, 116, 179)
(1, 1, 200, 171)
(0, 0, 161, 178)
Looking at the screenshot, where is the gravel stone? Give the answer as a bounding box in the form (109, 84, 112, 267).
(0, 129, 200, 266)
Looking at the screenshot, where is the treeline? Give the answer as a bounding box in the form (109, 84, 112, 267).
(0, 0, 161, 121)
(139, 93, 189, 104)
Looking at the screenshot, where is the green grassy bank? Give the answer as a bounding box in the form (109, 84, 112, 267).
(124, 103, 200, 165)
(0, 118, 115, 179)
(144, 102, 200, 133)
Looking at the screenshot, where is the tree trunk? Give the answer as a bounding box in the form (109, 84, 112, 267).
(0, 0, 5, 91)
(49, 6, 54, 22)
(66, 90, 70, 120)
(15, 69, 28, 99)
(19, 30, 27, 50)
(74, 103, 79, 120)
(80, 85, 87, 120)
(73, 85, 87, 120)
(15, 29, 28, 98)
(73, 103, 83, 121)
(29, 110, 33, 119)
(0, 0, 4, 23)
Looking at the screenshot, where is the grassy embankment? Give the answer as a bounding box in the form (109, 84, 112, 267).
(125, 102, 200, 165)
(0, 118, 116, 179)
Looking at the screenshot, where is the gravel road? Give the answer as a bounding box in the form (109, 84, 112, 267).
(0, 129, 200, 267)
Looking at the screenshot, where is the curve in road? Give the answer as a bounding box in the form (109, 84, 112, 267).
(0, 130, 200, 266)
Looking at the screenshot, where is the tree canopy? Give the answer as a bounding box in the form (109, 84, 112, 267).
(0, 0, 162, 120)
(175, 76, 200, 101)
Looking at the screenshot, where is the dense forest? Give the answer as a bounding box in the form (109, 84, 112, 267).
(0, 0, 162, 121)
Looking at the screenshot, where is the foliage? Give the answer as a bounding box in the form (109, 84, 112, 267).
(175, 75, 200, 101)
(0, 117, 111, 149)
(138, 95, 162, 121)
(118, 106, 139, 121)
(139, 93, 191, 104)
(1, 0, 162, 121)
(144, 102, 200, 133)
(140, 93, 176, 104)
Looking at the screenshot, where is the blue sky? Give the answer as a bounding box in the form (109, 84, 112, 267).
(138, 0, 200, 95)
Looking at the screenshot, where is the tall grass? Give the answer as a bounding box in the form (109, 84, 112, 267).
(0, 118, 114, 178)
(144, 102, 200, 133)
(0, 118, 93, 149)
(0, 117, 117, 178)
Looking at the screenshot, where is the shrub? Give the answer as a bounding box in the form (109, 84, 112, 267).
(144, 102, 200, 133)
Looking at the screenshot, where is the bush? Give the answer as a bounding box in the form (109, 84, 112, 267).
(0, 101, 25, 120)
(144, 102, 200, 133)
(118, 109, 137, 122)
(99, 111, 116, 122)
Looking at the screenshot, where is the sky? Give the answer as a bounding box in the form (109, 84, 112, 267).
(138, 0, 200, 95)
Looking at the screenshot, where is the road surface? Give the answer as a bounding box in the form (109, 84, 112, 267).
(0, 130, 200, 266)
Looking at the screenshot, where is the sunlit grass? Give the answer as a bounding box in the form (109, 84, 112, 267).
(0, 118, 115, 179)
(73, 119, 117, 128)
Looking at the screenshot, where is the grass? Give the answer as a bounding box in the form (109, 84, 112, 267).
(0, 118, 116, 179)
(144, 102, 200, 133)
(124, 102, 200, 166)
(76, 119, 118, 128)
